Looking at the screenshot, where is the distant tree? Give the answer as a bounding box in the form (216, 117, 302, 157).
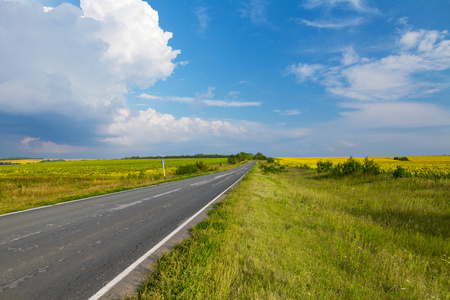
(228, 155, 237, 164)
(253, 152, 266, 160)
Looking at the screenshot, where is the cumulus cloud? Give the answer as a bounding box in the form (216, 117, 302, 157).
(0, 0, 182, 154)
(102, 108, 245, 145)
(80, 0, 180, 88)
(287, 28, 450, 101)
(101, 107, 307, 147)
(0, 1, 179, 116)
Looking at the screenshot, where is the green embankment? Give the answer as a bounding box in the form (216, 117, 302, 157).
(130, 163, 449, 300)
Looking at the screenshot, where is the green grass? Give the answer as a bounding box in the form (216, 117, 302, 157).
(129, 163, 449, 299)
(0, 158, 230, 214)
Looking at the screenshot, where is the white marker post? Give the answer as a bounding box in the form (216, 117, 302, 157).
(161, 158, 166, 179)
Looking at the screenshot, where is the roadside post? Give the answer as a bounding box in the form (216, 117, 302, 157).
(161, 158, 166, 179)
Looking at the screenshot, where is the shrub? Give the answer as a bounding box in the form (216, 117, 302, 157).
(266, 157, 275, 163)
(394, 156, 410, 161)
(297, 163, 312, 170)
(332, 156, 363, 176)
(176, 161, 210, 175)
(316, 160, 333, 173)
(393, 165, 409, 179)
(196, 161, 208, 171)
(175, 164, 199, 175)
(260, 164, 286, 174)
(362, 157, 381, 175)
(330, 157, 362, 176)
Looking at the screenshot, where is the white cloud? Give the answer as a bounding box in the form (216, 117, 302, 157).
(303, 101, 450, 156)
(240, 0, 269, 25)
(284, 63, 324, 83)
(138, 93, 163, 100)
(300, 17, 362, 29)
(341, 47, 360, 65)
(303, 0, 378, 13)
(0, 0, 182, 155)
(196, 87, 216, 99)
(273, 109, 301, 116)
(202, 100, 261, 107)
(101, 107, 309, 148)
(20, 137, 40, 148)
(20, 137, 87, 153)
(287, 28, 450, 101)
(339, 102, 450, 128)
(195, 5, 210, 37)
(138, 88, 261, 107)
(0, 0, 179, 116)
(80, 0, 180, 89)
(102, 108, 240, 145)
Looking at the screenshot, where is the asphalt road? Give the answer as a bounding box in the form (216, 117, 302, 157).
(0, 162, 254, 300)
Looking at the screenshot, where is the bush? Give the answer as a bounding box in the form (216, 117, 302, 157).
(228, 156, 236, 164)
(316, 160, 333, 173)
(331, 156, 363, 176)
(362, 157, 381, 175)
(393, 165, 409, 179)
(394, 156, 410, 161)
(260, 164, 286, 174)
(175, 164, 199, 175)
(175, 161, 210, 175)
(196, 161, 208, 171)
(297, 163, 312, 170)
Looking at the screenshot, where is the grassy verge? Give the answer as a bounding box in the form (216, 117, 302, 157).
(129, 163, 449, 299)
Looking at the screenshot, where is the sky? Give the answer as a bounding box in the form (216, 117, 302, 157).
(0, 0, 449, 158)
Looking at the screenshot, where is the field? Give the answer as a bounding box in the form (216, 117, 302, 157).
(277, 156, 450, 179)
(0, 158, 229, 214)
(129, 161, 449, 300)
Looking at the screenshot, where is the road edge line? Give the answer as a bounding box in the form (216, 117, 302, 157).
(88, 163, 252, 300)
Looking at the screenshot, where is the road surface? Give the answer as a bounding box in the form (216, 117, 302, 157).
(0, 162, 254, 300)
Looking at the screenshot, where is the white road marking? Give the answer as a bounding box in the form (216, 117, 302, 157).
(189, 180, 210, 187)
(110, 201, 143, 211)
(7, 231, 42, 243)
(152, 188, 181, 198)
(88, 166, 251, 300)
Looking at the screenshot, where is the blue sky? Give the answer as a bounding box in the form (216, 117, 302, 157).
(0, 0, 449, 158)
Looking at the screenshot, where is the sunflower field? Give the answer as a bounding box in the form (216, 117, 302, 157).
(0, 158, 229, 214)
(276, 156, 450, 180)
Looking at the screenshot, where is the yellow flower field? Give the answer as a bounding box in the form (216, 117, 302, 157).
(0, 158, 230, 214)
(276, 156, 450, 179)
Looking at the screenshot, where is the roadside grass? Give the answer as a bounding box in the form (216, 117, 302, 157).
(0, 158, 231, 214)
(129, 163, 449, 299)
